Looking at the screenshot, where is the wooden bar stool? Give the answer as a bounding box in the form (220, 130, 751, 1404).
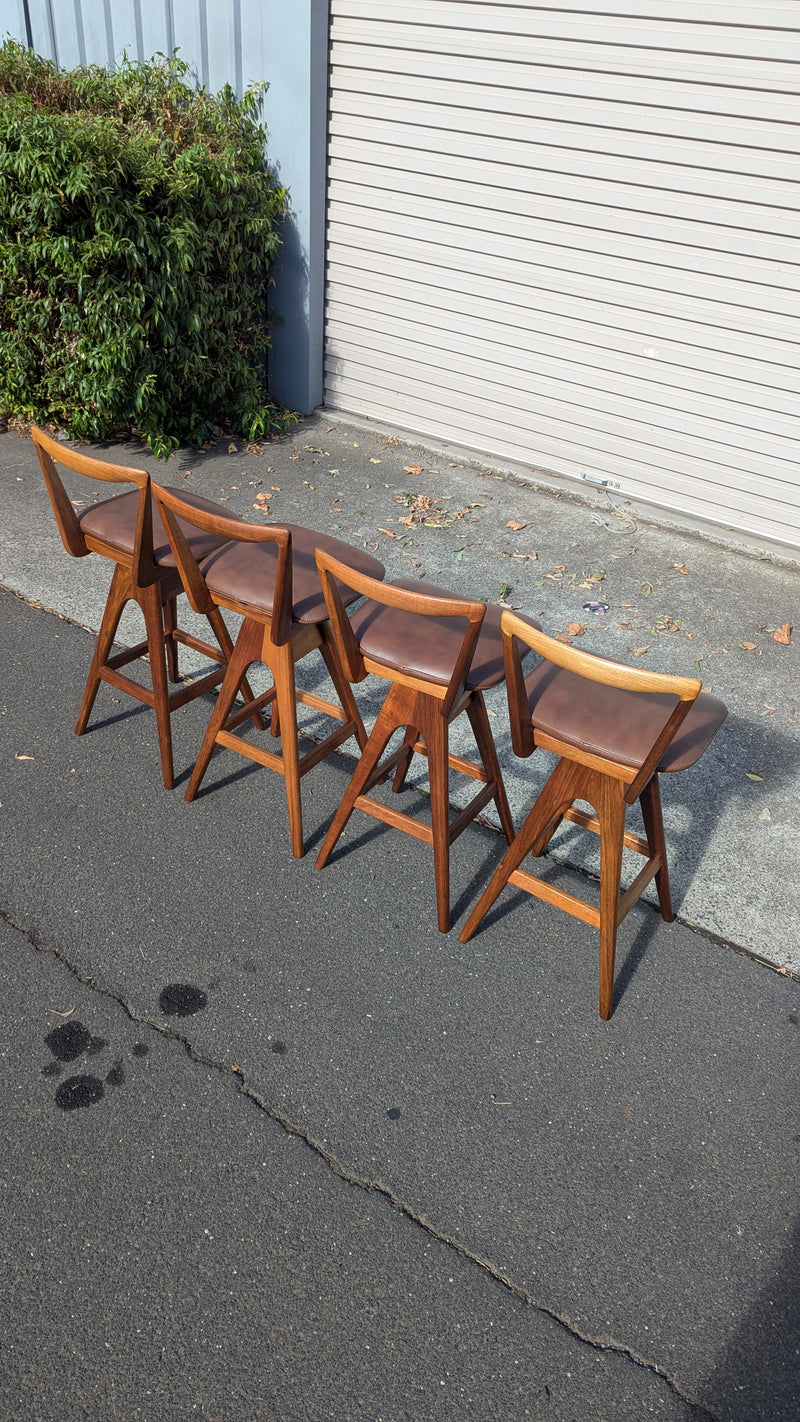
(31, 426, 253, 789)
(153, 485, 386, 858)
(314, 552, 541, 932)
(459, 612, 728, 1019)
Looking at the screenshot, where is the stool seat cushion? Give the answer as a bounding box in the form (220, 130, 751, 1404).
(524, 660, 727, 772)
(79, 488, 233, 565)
(349, 578, 540, 690)
(199, 525, 385, 624)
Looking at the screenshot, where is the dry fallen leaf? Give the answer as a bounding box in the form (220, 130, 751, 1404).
(740, 642, 757, 651)
(506, 520, 527, 531)
(303, 481, 317, 491)
(14, 752, 34, 760)
(370, 458, 381, 464)
(632, 646, 649, 657)
(403, 464, 424, 476)
(672, 564, 690, 575)
(379, 528, 399, 538)
(228, 442, 238, 454)
(745, 773, 764, 782)
(556, 634, 572, 644)
(566, 622, 587, 637)
(758, 807, 772, 822)
(773, 622, 792, 645)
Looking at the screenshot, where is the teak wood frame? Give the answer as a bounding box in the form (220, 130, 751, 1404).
(152, 486, 370, 858)
(459, 612, 704, 1019)
(32, 426, 234, 789)
(314, 551, 515, 933)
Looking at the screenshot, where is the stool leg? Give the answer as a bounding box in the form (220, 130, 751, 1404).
(529, 812, 567, 859)
(316, 694, 404, 870)
(140, 580, 175, 790)
(163, 593, 180, 682)
(466, 692, 515, 844)
(205, 606, 265, 733)
(391, 725, 419, 792)
(76, 564, 131, 735)
(320, 635, 368, 749)
(459, 756, 582, 943)
(597, 777, 627, 1021)
(639, 774, 674, 922)
(185, 617, 262, 801)
(269, 641, 304, 859)
(422, 704, 452, 933)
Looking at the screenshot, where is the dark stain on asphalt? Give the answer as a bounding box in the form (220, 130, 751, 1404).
(105, 1060, 125, 1087)
(55, 1075, 105, 1111)
(387, 1107, 402, 1120)
(271, 1040, 287, 1054)
(132, 1043, 149, 1057)
(45, 1020, 106, 1061)
(159, 983, 208, 1017)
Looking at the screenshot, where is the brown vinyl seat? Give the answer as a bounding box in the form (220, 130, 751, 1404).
(459, 612, 728, 1019)
(314, 553, 541, 932)
(152, 485, 386, 857)
(31, 426, 257, 789)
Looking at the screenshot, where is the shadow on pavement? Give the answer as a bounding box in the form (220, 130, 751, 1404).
(700, 1211, 800, 1421)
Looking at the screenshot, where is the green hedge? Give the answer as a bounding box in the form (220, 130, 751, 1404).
(0, 42, 291, 457)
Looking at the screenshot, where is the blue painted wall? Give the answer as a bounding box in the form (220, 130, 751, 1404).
(0, 0, 327, 412)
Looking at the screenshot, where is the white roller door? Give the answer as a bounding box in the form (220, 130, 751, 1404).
(325, 1, 800, 552)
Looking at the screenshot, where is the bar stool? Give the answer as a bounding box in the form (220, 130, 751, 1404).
(314, 551, 541, 932)
(153, 484, 386, 857)
(31, 426, 251, 789)
(459, 612, 728, 1018)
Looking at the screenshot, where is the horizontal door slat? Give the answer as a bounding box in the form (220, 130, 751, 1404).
(325, 277, 800, 418)
(327, 197, 800, 318)
(326, 241, 800, 364)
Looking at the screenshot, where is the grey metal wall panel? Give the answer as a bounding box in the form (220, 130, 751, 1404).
(0, 2, 30, 43)
(325, 1, 800, 550)
(23, 1, 56, 59)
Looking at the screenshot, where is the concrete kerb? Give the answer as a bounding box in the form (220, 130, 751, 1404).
(2, 414, 797, 973)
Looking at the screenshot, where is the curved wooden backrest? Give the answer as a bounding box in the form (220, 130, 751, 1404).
(31, 425, 157, 580)
(500, 609, 703, 801)
(315, 548, 486, 716)
(152, 483, 294, 646)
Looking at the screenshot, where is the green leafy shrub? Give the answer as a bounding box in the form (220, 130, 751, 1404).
(0, 42, 291, 457)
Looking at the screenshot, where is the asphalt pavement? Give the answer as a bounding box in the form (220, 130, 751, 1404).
(1, 417, 798, 1420)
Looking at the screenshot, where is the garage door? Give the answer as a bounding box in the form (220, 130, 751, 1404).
(325, 1, 800, 552)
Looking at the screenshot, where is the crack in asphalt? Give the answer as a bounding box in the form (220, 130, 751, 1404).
(8, 904, 720, 1421)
